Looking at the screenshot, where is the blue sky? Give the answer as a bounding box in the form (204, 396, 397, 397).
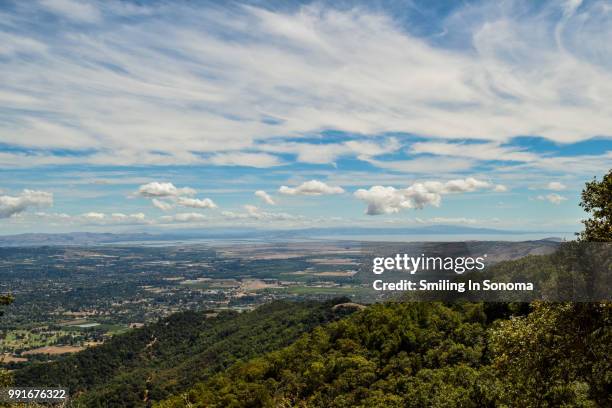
(0, 0, 611, 234)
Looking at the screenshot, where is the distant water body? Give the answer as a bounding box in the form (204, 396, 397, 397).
(110, 232, 571, 246)
(311, 233, 570, 242)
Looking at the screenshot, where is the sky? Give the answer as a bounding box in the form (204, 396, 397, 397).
(0, 0, 611, 235)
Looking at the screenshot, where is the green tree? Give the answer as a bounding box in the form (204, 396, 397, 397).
(578, 168, 612, 242)
(0, 295, 11, 316)
(1, 295, 14, 405)
(490, 302, 610, 407)
(490, 170, 612, 406)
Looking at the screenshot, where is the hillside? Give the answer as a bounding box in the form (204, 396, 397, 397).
(14, 299, 350, 407)
(156, 300, 609, 408)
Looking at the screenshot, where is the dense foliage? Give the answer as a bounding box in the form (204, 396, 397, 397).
(157, 301, 495, 408)
(0, 295, 14, 407)
(155, 300, 610, 408)
(579, 169, 612, 242)
(490, 302, 610, 406)
(14, 299, 347, 407)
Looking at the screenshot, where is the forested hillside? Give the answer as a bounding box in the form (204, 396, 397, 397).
(157, 301, 609, 407)
(14, 299, 348, 407)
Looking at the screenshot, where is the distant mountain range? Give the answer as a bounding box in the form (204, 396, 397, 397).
(0, 232, 157, 246)
(0, 226, 569, 246)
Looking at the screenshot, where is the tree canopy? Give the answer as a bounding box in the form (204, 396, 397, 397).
(579, 168, 612, 242)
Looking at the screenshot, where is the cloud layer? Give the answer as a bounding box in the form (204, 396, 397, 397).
(0, 1, 607, 234)
(0, 0, 610, 169)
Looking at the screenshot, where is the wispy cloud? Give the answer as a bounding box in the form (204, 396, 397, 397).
(39, 0, 102, 23)
(0, 0, 608, 233)
(410, 142, 538, 162)
(206, 152, 282, 168)
(258, 137, 400, 164)
(0, 0, 610, 168)
(159, 212, 206, 223)
(222, 205, 299, 221)
(537, 193, 567, 205)
(36, 211, 150, 225)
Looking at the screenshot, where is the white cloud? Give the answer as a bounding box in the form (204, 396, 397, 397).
(110, 212, 146, 221)
(79, 211, 152, 226)
(491, 151, 612, 176)
(364, 157, 475, 173)
(259, 143, 348, 165)
(417, 217, 479, 225)
(410, 142, 538, 162)
(160, 212, 206, 223)
(222, 205, 298, 221)
(207, 153, 282, 168)
(255, 190, 275, 205)
(39, 0, 102, 23)
(1, 1, 610, 168)
(537, 193, 567, 205)
(243, 204, 259, 214)
(0, 32, 47, 57)
(547, 181, 567, 191)
(493, 184, 508, 192)
(0, 190, 53, 218)
(527, 152, 612, 174)
(35, 211, 71, 220)
(345, 138, 402, 159)
(354, 186, 407, 215)
(81, 211, 105, 220)
(259, 137, 400, 164)
(279, 180, 345, 196)
(176, 197, 217, 209)
(442, 177, 492, 193)
(354, 177, 500, 215)
(74, 212, 150, 225)
(152, 198, 174, 211)
(138, 184, 216, 211)
(33, 211, 165, 226)
(136, 182, 196, 198)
